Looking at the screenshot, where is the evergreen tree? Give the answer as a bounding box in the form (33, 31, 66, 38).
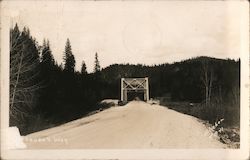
(41, 39, 55, 68)
(81, 60, 87, 74)
(94, 52, 100, 73)
(63, 38, 75, 73)
(10, 24, 41, 132)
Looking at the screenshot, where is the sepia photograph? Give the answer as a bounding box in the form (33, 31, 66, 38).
(0, 0, 249, 159)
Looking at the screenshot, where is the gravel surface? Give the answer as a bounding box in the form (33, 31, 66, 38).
(24, 101, 226, 149)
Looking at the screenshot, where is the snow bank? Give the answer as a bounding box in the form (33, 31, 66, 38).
(148, 99, 160, 105)
(1, 127, 26, 150)
(100, 99, 119, 106)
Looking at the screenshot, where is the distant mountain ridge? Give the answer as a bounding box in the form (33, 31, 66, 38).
(99, 56, 240, 102)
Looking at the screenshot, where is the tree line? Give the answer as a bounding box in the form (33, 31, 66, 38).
(10, 24, 240, 135)
(10, 24, 104, 134)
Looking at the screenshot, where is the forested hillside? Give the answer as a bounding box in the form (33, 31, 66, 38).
(10, 24, 240, 135)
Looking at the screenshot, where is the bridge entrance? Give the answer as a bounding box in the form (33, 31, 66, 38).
(121, 78, 149, 102)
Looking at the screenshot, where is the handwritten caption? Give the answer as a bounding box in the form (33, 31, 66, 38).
(24, 137, 68, 144)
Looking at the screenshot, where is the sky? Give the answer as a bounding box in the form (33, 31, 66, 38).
(3, 1, 245, 72)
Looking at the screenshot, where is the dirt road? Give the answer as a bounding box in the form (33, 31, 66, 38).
(24, 101, 226, 149)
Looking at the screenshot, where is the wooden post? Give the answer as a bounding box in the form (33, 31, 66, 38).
(124, 89, 127, 102)
(121, 78, 124, 101)
(144, 91, 147, 101)
(146, 77, 149, 101)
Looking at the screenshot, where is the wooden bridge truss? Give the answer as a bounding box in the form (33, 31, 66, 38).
(121, 77, 149, 102)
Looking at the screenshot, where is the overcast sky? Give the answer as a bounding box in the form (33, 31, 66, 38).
(4, 1, 245, 72)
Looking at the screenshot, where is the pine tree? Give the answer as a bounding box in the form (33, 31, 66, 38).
(94, 52, 100, 73)
(81, 60, 87, 74)
(63, 38, 75, 73)
(41, 39, 55, 68)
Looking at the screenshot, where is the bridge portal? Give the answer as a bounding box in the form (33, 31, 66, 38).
(121, 78, 149, 102)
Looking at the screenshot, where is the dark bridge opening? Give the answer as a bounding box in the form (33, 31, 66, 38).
(127, 91, 145, 101)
